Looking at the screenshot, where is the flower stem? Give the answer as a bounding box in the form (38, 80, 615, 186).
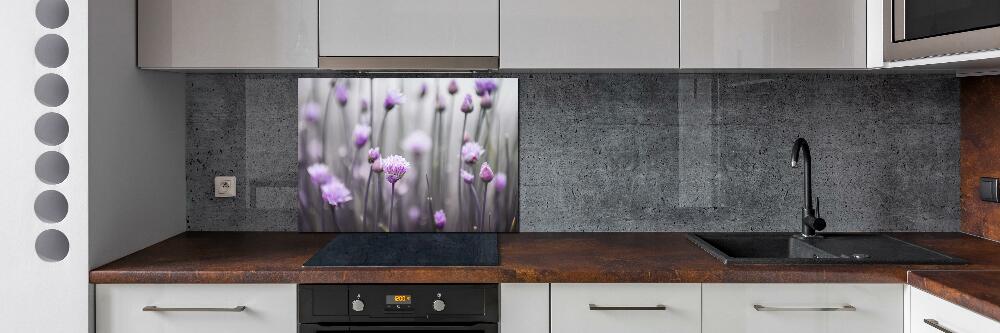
(361, 168, 373, 231)
(468, 183, 482, 231)
(481, 183, 488, 231)
(388, 184, 396, 232)
(458, 114, 468, 230)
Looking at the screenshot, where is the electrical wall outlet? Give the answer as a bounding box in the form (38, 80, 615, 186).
(215, 176, 236, 198)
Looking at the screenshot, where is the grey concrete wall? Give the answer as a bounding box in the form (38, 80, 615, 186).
(187, 73, 960, 232)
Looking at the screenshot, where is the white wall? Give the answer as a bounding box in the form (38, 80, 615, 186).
(88, 0, 186, 269)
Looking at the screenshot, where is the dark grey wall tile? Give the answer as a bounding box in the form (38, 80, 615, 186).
(185, 73, 960, 232)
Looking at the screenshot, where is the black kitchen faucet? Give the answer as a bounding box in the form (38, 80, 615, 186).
(791, 138, 826, 238)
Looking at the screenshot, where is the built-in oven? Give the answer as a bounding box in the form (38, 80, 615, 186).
(298, 284, 498, 333)
(885, 0, 1000, 61)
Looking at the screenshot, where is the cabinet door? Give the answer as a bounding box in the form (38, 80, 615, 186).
(680, 0, 867, 68)
(96, 284, 297, 333)
(551, 283, 701, 333)
(319, 0, 499, 57)
(910, 287, 1000, 333)
(702, 283, 903, 333)
(137, 0, 318, 68)
(500, 284, 548, 333)
(501, 0, 679, 69)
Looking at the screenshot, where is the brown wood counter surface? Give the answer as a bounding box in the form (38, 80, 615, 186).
(908, 270, 1000, 322)
(90, 232, 1000, 285)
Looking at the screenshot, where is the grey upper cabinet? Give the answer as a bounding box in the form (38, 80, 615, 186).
(318, 0, 500, 70)
(680, 0, 869, 69)
(501, 0, 680, 69)
(138, 0, 318, 69)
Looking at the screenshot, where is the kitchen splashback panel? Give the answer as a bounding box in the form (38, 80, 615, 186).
(186, 73, 960, 232)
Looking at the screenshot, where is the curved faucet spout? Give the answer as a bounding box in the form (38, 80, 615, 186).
(791, 138, 824, 237)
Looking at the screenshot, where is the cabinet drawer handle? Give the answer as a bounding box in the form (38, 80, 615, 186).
(142, 306, 247, 312)
(589, 304, 667, 311)
(753, 304, 856, 312)
(923, 319, 955, 333)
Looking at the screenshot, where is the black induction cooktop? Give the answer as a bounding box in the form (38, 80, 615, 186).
(303, 233, 499, 267)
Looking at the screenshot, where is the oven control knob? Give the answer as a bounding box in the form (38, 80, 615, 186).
(351, 299, 365, 312)
(432, 299, 446, 312)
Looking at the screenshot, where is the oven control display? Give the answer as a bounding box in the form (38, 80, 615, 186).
(385, 295, 413, 311)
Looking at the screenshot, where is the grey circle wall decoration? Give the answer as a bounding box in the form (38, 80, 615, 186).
(35, 229, 70, 262)
(36, 0, 69, 29)
(35, 34, 69, 68)
(35, 112, 69, 145)
(34, 190, 68, 223)
(35, 151, 69, 184)
(34, 73, 69, 107)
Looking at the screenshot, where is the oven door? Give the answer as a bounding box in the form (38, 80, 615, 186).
(885, 0, 1000, 61)
(300, 323, 498, 333)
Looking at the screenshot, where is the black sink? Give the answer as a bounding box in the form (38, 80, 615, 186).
(687, 233, 966, 265)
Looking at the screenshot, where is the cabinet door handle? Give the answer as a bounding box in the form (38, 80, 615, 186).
(142, 306, 247, 312)
(753, 304, 856, 312)
(589, 304, 667, 311)
(923, 319, 955, 333)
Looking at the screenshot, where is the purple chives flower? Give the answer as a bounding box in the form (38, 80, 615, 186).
(474, 79, 497, 96)
(447, 80, 459, 95)
(408, 206, 421, 222)
(461, 142, 484, 164)
(307, 163, 333, 184)
(335, 84, 349, 107)
(495, 173, 507, 192)
(435, 95, 447, 113)
(479, 92, 493, 110)
(419, 82, 428, 99)
(433, 210, 446, 229)
(321, 178, 353, 207)
(371, 158, 384, 173)
(368, 147, 381, 163)
(384, 89, 406, 111)
(360, 97, 370, 112)
(381, 155, 410, 184)
(461, 169, 475, 184)
(479, 162, 494, 183)
(460, 94, 474, 113)
(402, 131, 432, 157)
(302, 101, 321, 123)
(352, 124, 371, 148)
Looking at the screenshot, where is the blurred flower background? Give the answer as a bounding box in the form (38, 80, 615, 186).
(298, 78, 519, 232)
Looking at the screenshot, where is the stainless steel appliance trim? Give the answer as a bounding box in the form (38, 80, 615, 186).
(318, 56, 499, 71)
(923, 319, 955, 333)
(142, 305, 247, 312)
(884, 0, 1000, 61)
(588, 304, 667, 311)
(753, 304, 856, 312)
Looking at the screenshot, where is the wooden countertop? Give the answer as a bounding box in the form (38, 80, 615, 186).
(908, 270, 1000, 323)
(91, 232, 1000, 284)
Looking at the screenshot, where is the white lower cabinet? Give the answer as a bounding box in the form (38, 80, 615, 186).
(500, 283, 549, 333)
(702, 283, 904, 333)
(910, 287, 1000, 333)
(96, 284, 297, 333)
(551, 283, 701, 333)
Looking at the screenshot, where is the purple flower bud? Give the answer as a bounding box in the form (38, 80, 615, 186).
(474, 79, 497, 96)
(302, 101, 322, 123)
(480, 92, 493, 110)
(479, 162, 494, 183)
(460, 94, 474, 113)
(371, 158, 384, 173)
(461, 169, 474, 184)
(419, 82, 428, 99)
(435, 95, 447, 113)
(433, 210, 446, 229)
(307, 163, 333, 184)
(402, 131, 432, 157)
(335, 84, 349, 107)
(368, 147, 381, 163)
(360, 98, 370, 112)
(447, 80, 459, 95)
(321, 178, 353, 207)
(408, 206, 421, 222)
(461, 142, 484, 164)
(352, 124, 371, 148)
(384, 89, 406, 111)
(495, 173, 507, 192)
(382, 155, 410, 184)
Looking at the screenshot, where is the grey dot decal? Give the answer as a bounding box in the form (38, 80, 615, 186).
(34, 190, 68, 223)
(35, 112, 69, 146)
(35, 229, 69, 262)
(35, 34, 68, 68)
(35, 151, 69, 185)
(34, 73, 69, 107)
(36, 0, 69, 29)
